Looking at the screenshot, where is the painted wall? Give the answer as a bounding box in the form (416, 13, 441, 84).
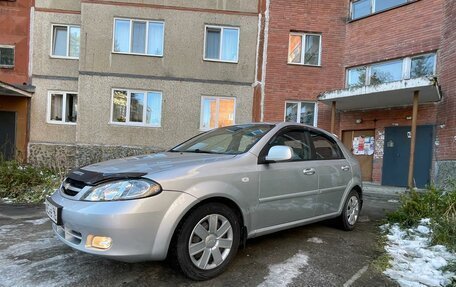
(0, 96, 29, 160)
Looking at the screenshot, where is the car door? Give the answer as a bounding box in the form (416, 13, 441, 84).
(309, 131, 352, 216)
(253, 128, 319, 230)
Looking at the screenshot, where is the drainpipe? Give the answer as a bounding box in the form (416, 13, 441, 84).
(259, 0, 270, 122)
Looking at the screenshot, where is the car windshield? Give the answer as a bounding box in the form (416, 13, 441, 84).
(171, 124, 274, 155)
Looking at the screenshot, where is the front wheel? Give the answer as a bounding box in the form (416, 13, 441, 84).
(337, 190, 361, 231)
(170, 203, 241, 280)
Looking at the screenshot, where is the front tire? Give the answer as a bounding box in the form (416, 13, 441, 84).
(337, 190, 360, 231)
(171, 203, 241, 280)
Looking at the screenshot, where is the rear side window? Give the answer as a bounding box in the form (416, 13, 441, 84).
(310, 132, 344, 160)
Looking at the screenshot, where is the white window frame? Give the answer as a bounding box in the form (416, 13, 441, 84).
(350, 0, 409, 20)
(287, 32, 322, 66)
(47, 91, 78, 125)
(110, 88, 163, 128)
(199, 96, 237, 131)
(50, 24, 80, 59)
(203, 25, 240, 64)
(0, 44, 15, 68)
(111, 18, 165, 57)
(283, 101, 318, 127)
(346, 52, 437, 87)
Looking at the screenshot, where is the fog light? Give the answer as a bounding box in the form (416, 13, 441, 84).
(86, 235, 112, 250)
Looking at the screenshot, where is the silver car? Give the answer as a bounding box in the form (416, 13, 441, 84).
(46, 122, 363, 280)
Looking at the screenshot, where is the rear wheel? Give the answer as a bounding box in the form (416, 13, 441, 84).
(337, 190, 360, 231)
(171, 203, 241, 280)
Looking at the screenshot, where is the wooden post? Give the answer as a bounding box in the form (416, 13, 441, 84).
(330, 101, 336, 134)
(408, 91, 419, 189)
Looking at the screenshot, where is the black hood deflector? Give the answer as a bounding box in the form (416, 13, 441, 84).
(67, 168, 147, 185)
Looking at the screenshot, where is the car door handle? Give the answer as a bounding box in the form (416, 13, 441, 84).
(341, 165, 350, 171)
(303, 168, 315, 175)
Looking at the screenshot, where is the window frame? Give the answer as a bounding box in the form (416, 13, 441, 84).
(111, 18, 165, 57)
(0, 45, 15, 68)
(203, 25, 240, 64)
(50, 24, 80, 60)
(109, 88, 163, 128)
(47, 91, 78, 125)
(283, 101, 318, 127)
(345, 52, 437, 88)
(287, 32, 322, 67)
(199, 96, 237, 131)
(350, 0, 410, 20)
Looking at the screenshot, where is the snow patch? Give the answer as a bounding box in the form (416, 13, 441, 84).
(382, 220, 456, 287)
(307, 237, 324, 244)
(257, 251, 309, 287)
(25, 218, 50, 225)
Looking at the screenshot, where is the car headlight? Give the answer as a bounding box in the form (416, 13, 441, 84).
(82, 179, 162, 201)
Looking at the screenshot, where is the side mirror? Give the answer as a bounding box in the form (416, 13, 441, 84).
(265, 145, 293, 162)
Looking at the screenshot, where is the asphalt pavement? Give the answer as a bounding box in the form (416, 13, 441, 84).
(0, 192, 400, 287)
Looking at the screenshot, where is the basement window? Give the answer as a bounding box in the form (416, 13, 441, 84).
(200, 96, 236, 130)
(346, 52, 437, 88)
(288, 33, 322, 66)
(0, 45, 14, 68)
(111, 89, 162, 127)
(48, 92, 78, 124)
(204, 25, 240, 63)
(51, 25, 80, 59)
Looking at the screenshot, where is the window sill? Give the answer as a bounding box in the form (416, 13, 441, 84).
(348, 0, 419, 23)
(0, 65, 14, 69)
(47, 121, 77, 125)
(109, 122, 161, 128)
(111, 51, 164, 58)
(50, 55, 79, 60)
(287, 62, 322, 68)
(203, 58, 239, 64)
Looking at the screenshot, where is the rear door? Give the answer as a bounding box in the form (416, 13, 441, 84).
(0, 111, 16, 160)
(254, 127, 319, 230)
(310, 131, 352, 216)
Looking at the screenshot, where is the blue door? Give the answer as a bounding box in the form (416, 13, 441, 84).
(382, 125, 433, 188)
(0, 111, 16, 160)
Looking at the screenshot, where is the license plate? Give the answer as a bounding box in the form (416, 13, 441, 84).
(45, 197, 62, 225)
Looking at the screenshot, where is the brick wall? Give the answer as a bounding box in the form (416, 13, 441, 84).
(0, 0, 32, 84)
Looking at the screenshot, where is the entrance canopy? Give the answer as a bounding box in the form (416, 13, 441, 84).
(0, 81, 34, 98)
(318, 77, 441, 111)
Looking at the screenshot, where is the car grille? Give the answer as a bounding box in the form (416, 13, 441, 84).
(61, 178, 87, 197)
(53, 224, 82, 245)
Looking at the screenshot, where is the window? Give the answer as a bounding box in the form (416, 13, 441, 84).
(48, 92, 78, 124)
(0, 45, 14, 68)
(288, 33, 321, 66)
(284, 101, 317, 126)
(51, 25, 80, 58)
(200, 96, 236, 130)
(309, 132, 344, 160)
(269, 129, 312, 161)
(204, 26, 240, 63)
(351, 0, 408, 20)
(111, 89, 162, 127)
(346, 52, 437, 88)
(113, 18, 164, 56)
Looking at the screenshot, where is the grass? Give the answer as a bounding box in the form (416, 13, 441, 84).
(0, 160, 64, 204)
(386, 184, 456, 252)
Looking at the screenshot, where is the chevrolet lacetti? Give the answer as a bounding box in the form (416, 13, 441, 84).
(45, 122, 363, 280)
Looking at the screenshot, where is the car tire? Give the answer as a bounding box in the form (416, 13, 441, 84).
(170, 202, 241, 280)
(337, 189, 361, 231)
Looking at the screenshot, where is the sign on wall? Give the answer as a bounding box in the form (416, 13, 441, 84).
(352, 136, 375, 156)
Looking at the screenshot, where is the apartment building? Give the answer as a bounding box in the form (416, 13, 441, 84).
(0, 0, 34, 161)
(256, 0, 455, 187)
(28, 0, 259, 167)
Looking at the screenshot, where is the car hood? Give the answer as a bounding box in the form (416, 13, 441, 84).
(69, 152, 236, 184)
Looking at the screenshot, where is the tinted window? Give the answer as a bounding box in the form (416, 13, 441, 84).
(310, 132, 343, 160)
(269, 129, 312, 161)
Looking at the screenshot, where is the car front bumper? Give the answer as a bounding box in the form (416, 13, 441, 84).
(50, 189, 197, 262)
